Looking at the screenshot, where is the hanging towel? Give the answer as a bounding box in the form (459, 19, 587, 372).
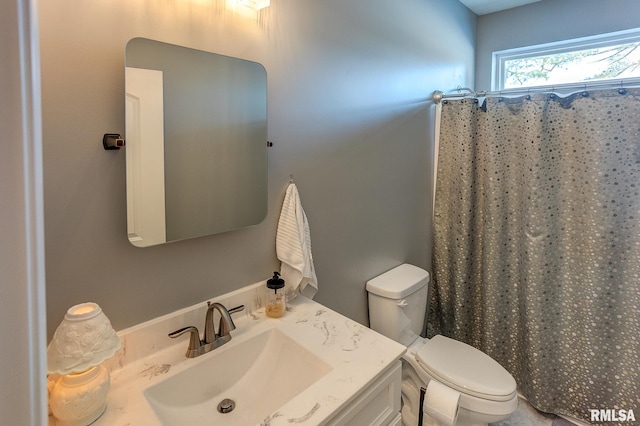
(276, 183, 318, 300)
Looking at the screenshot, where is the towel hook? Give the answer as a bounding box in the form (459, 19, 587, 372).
(288, 174, 294, 184)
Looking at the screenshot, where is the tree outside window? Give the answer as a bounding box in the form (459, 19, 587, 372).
(504, 42, 640, 88)
(493, 29, 640, 90)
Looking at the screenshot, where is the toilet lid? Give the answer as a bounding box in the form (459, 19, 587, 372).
(415, 335, 517, 401)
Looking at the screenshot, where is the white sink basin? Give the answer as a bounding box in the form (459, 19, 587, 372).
(144, 328, 332, 425)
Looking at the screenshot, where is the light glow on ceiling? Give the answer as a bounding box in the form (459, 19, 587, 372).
(227, 0, 270, 11)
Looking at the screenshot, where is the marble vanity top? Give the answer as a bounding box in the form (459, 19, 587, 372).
(71, 281, 405, 426)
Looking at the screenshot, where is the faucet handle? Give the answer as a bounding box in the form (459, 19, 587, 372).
(168, 326, 203, 358)
(228, 305, 245, 315)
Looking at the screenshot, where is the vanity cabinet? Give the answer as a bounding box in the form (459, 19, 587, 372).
(90, 286, 406, 426)
(326, 361, 402, 426)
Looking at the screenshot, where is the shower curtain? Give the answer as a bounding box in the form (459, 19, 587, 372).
(427, 88, 640, 423)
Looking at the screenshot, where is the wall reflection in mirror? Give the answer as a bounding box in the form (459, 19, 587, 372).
(125, 38, 268, 247)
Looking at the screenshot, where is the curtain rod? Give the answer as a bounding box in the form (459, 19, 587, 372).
(433, 78, 640, 104)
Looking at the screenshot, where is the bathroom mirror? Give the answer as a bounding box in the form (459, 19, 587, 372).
(125, 38, 268, 247)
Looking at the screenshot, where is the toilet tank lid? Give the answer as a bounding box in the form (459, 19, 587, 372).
(366, 264, 430, 299)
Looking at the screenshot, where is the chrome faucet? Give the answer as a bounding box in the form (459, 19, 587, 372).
(169, 303, 245, 358)
(205, 302, 236, 344)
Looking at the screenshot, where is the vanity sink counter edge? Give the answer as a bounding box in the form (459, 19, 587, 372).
(73, 281, 405, 426)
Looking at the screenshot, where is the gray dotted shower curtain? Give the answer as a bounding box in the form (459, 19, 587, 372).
(427, 89, 640, 424)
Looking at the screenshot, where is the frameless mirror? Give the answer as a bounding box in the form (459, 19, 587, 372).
(125, 38, 268, 247)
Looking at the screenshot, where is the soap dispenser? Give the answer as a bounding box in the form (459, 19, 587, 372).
(266, 272, 286, 318)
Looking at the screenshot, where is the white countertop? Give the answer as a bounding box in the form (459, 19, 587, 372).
(57, 283, 405, 426)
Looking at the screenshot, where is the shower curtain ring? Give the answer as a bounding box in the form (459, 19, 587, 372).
(617, 80, 628, 95)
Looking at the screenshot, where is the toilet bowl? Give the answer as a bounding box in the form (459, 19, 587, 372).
(366, 264, 518, 426)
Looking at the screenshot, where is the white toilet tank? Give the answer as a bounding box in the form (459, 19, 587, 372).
(366, 264, 430, 346)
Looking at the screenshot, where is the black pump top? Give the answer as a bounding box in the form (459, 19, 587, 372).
(267, 272, 285, 292)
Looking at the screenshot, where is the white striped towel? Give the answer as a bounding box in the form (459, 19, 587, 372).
(276, 183, 318, 300)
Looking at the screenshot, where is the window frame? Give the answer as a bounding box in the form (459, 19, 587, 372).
(492, 28, 640, 91)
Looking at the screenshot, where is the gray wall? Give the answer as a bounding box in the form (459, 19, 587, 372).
(40, 0, 476, 337)
(476, 0, 640, 90)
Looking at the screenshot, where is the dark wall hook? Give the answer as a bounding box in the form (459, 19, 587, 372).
(103, 133, 125, 150)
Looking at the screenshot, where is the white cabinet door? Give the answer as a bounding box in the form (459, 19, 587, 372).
(327, 361, 402, 426)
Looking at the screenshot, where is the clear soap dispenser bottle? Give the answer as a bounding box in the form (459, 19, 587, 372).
(266, 272, 286, 318)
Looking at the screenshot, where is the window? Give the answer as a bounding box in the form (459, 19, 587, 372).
(492, 28, 640, 90)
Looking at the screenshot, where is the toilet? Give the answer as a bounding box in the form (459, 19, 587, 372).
(366, 264, 518, 426)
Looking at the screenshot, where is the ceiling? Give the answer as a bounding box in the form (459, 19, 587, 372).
(458, 0, 543, 15)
